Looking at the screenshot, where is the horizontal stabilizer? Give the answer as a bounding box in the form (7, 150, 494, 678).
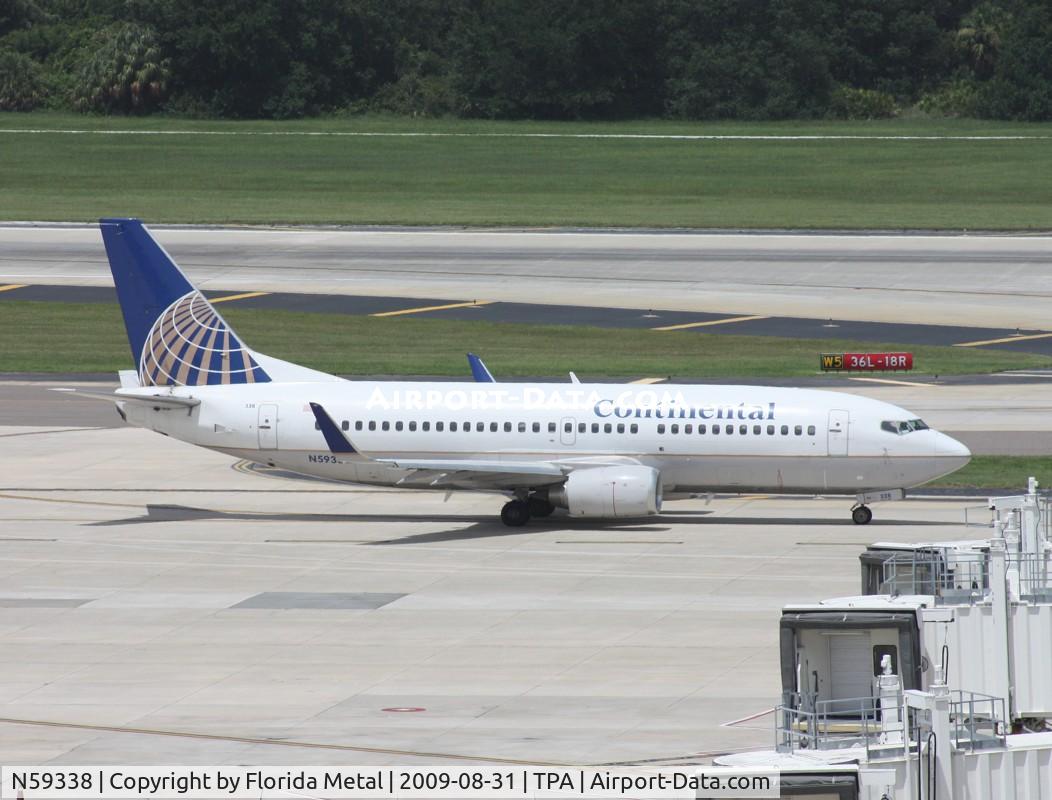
(51, 387, 201, 409)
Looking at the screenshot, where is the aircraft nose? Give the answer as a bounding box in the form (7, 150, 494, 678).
(935, 432, 971, 460)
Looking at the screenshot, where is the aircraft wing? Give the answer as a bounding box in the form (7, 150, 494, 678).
(380, 458, 567, 489)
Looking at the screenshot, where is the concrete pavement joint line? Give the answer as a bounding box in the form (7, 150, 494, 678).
(0, 427, 110, 438)
(370, 300, 494, 317)
(0, 717, 566, 765)
(2, 129, 1051, 141)
(12, 269, 1052, 302)
(0, 492, 153, 509)
(208, 291, 270, 304)
(847, 377, 936, 388)
(594, 749, 740, 767)
(555, 540, 683, 544)
(0, 486, 367, 493)
(955, 331, 1052, 347)
(65, 532, 880, 562)
(721, 707, 776, 727)
(652, 315, 768, 331)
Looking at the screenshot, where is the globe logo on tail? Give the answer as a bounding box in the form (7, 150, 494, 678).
(139, 291, 270, 386)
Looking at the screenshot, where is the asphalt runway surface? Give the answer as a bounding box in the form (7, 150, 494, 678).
(4, 225, 1052, 328)
(0, 419, 989, 764)
(5, 283, 1052, 357)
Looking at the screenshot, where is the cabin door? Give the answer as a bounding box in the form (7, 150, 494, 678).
(827, 409, 849, 456)
(258, 404, 278, 449)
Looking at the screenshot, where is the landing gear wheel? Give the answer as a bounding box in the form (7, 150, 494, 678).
(852, 505, 873, 525)
(501, 500, 531, 527)
(527, 497, 555, 518)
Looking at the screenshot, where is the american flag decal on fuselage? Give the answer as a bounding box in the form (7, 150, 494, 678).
(139, 291, 271, 386)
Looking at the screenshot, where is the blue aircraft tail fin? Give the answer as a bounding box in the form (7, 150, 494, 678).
(100, 218, 271, 387)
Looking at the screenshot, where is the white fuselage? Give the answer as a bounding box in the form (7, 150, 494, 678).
(119, 379, 971, 496)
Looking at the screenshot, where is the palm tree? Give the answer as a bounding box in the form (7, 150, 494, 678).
(957, 3, 1010, 80)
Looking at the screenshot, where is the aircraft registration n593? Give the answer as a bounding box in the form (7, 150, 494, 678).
(82, 218, 970, 527)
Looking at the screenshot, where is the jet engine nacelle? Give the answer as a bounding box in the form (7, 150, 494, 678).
(549, 465, 662, 518)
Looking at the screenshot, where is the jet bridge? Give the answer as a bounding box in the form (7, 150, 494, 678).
(719, 480, 1052, 799)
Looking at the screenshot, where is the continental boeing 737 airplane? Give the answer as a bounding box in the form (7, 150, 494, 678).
(87, 218, 971, 527)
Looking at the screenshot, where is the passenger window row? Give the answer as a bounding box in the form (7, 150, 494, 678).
(315, 419, 815, 436)
(656, 422, 817, 436)
(315, 419, 643, 434)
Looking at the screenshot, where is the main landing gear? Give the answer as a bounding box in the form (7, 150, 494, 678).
(500, 494, 556, 527)
(501, 500, 530, 527)
(851, 504, 873, 525)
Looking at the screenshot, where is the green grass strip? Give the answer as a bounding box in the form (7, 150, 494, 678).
(923, 456, 1052, 489)
(2, 113, 1052, 228)
(3, 300, 1049, 378)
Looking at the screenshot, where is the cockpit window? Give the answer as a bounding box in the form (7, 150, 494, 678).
(881, 419, 930, 435)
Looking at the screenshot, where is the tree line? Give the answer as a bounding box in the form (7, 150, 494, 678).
(2, 0, 1051, 121)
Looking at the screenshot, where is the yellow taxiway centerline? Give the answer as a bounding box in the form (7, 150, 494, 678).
(652, 315, 768, 331)
(209, 291, 270, 304)
(629, 377, 666, 384)
(954, 332, 1052, 347)
(0, 284, 28, 293)
(371, 300, 494, 317)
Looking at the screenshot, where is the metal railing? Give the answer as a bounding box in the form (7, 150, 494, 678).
(949, 690, 1006, 752)
(777, 689, 1006, 756)
(880, 550, 988, 602)
(776, 692, 906, 759)
(1007, 552, 1052, 601)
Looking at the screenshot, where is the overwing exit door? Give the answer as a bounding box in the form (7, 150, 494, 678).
(560, 417, 576, 446)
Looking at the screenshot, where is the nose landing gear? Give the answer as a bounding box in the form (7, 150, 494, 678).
(849, 489, 904, 525)
(851, 504, 873, 525)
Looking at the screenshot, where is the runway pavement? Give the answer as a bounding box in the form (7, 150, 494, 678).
(3, 225, 1052, 328)
(0, 421, 984, 764)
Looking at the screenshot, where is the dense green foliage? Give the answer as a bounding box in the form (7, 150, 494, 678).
(2, 0, 1051, 120)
